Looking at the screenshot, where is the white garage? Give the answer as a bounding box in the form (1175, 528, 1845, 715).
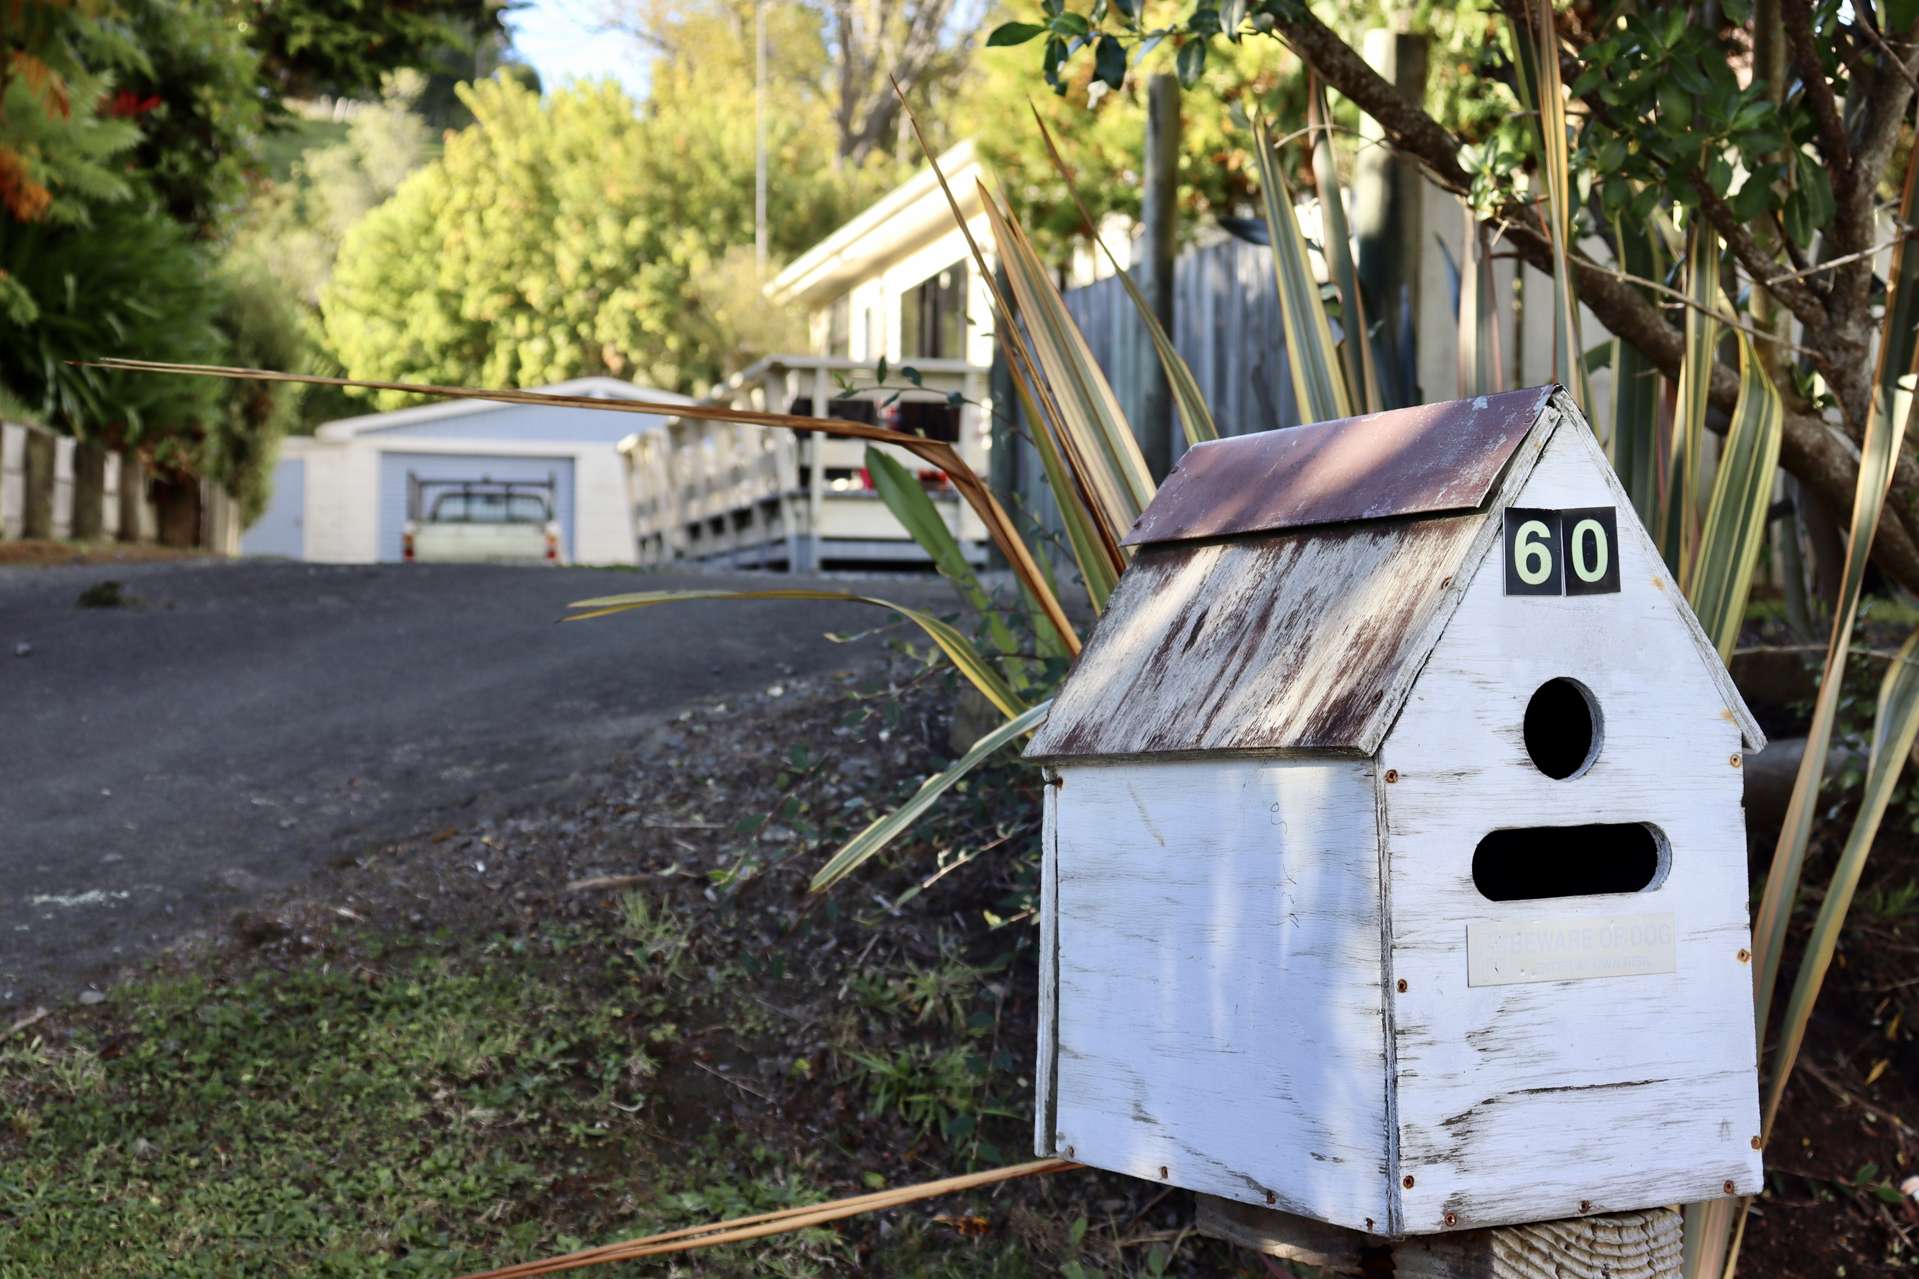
(241, 378, 689, 564)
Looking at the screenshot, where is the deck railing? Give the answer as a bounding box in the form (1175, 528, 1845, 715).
(623, 355, 990, 571)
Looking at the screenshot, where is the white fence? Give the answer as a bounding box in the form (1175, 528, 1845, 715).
(0, 420, 184, 547)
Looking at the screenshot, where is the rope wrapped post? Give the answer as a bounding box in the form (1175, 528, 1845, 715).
(1196, 1195, 1683, 1279)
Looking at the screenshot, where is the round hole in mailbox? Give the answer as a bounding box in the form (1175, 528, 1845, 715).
(1523, 677, 1600, 779)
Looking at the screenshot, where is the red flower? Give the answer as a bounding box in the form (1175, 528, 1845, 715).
(102, 89, 163, 118)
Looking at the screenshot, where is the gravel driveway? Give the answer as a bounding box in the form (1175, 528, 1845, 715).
(0, 559, 958, 1007)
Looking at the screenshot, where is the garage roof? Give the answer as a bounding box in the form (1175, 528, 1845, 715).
(316, 378, 692, 442)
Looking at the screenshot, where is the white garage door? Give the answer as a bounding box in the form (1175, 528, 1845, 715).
(376, 452, 576, 563)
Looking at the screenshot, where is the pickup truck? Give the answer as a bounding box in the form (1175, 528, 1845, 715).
(402, 481, 562, 564)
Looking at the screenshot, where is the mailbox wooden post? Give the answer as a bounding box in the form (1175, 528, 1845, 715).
(1025, 386, 1763, 1270)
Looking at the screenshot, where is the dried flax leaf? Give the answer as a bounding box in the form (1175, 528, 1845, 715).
(564, 587, 1030, 721)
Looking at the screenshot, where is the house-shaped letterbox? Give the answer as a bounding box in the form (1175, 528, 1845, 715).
(1025, 385, 1765, 1237)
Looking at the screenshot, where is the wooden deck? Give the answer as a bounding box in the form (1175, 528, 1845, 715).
(620, 356, 991, 571)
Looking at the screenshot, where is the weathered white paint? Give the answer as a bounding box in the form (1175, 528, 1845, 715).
(51, 434, 73, 539)
(1035, 779, 1060, 1159)
(1042, 757, 1394, 1234)
(1032, 390, 1764, 1241)
(1464, 912, 1678, 986)
(1, 421, 26, 539)
(1379, 419, 1763, 1234)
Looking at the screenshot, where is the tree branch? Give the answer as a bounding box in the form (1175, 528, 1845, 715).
(1783, 0, 1854, 209)
(1267, 7, 1919, 592)
(1828, 17, 1919, 328)
(1268, 7, 1472, 195)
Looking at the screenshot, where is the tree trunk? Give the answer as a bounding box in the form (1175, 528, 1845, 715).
(70, 440, 107, 542)
(118, 453, 147, 542)
(1354, 30, 1430, 406)
(152, 472, 202, 548)
(22, 430, 54, 540)
(1135, 73, 1180, 481)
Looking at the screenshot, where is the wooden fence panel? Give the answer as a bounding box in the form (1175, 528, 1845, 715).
(1008, 236, 1298, 554)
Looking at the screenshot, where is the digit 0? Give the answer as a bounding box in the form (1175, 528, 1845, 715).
(1569, 518, 1609, 584)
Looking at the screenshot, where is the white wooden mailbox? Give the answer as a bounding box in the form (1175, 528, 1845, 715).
(1025, 385, 1765, 1239)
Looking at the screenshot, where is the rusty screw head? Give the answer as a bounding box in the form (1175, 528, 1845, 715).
(1723, 1180, 1736, 1195)
(1384, 768, 1400, 784)
(1265, 1192, 1276, 1205)
(1750, 1136, 1763, 1150)
(1402, 1175, 1416, 1189)
(1159, 1166, 1169, 1179)
(1737, 948, 1752, 964)
(1443, 1211, 1457, 1227)
(1730, 754, 1742, 769)
(1365, 1218, 1375, 1232)
(1396, 978, 1409, 993)
(1579, 1200, 1592, 1214)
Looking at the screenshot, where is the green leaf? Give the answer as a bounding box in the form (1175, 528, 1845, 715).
(1783, 189, 1813, 248)
(1669, 222, 1722, 576)
(1512, 0, 1590, 409)
(810, 701, 1052, 892)
(1175, 38, 1206, 87)
(1606, 211, 1665, 529)
(863, 445, 1033, 660)
(1002, 356, 1121, 610)
(564, 588, 1031, 722)
(1797, 150, 1835, 227)
(1762, 625, 1919, 1135)
(1093, 34, 1126, 89)
(1688, 334, 1784, 658)
(982, 184, 1156, 551)
(1751, 141, 1919, 1070)
(1253, 116, 1351, 422)
(1050, 11, 1090, 36)
(986, 21, 1047, 46)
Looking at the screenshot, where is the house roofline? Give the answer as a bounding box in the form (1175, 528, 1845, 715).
(316, 377, 693, 441)
(766, 141, 983, 307)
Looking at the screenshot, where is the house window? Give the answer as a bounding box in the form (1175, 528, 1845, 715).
(825, 295, 851, 357)
(900, 264, 966, 359)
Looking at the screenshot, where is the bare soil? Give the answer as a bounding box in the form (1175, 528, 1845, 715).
(0, 538, 207, 566)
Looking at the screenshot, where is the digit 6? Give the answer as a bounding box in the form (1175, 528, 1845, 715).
(1514, 519, 1555, 586)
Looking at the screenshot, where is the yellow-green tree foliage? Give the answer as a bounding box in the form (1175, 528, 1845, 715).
(959, 0, 1515, 254)
(323, 65, 887, 403)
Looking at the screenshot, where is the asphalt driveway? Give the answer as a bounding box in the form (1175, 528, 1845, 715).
(0, 560, 959, 1007)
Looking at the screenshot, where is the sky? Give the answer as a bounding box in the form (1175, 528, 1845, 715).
(504, 0, 652, 101)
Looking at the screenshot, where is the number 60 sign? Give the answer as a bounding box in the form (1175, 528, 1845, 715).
(1502, 507, 1622, 596)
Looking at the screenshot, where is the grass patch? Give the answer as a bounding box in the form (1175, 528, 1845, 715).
(0, 931, 847, 1277)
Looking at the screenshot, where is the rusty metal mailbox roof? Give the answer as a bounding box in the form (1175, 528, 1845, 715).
(1029, 386, 1765, 762)
(1123, 384, 1556, 547)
